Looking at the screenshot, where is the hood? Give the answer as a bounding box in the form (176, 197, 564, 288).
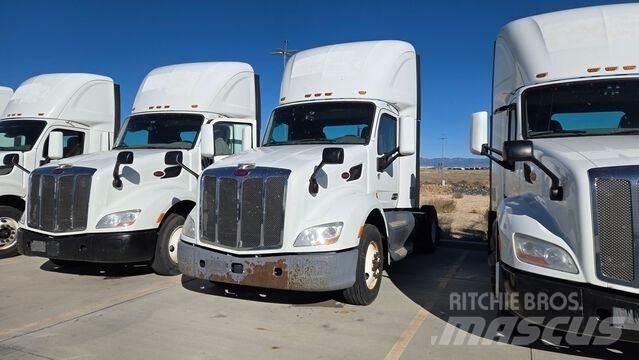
(534, 136, 639, 168)
(209, 144, 363, 173)
(51, 149, 179, 170)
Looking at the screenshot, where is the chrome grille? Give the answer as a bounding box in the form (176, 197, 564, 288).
(594, 178, 634, 282)
(590, 167, 639, 285)
(27, 167, 95, 233)
(200, 167, 290, 250)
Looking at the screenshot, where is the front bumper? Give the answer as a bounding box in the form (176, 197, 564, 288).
(178, 241, 358, 292)
(17, 228, 157, 263)
(501, 263, 639, 343)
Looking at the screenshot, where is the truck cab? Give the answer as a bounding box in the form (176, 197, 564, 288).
(0, 74, 119, 258)
(17, 62, 259, 275)
(179, 41, 439, 305)
(470, 4, 639, 341)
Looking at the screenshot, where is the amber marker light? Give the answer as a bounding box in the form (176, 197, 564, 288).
(587, 67, 601, 73)
(535, 72, 548, 79)
(624, 65, 637, 70)
(605, 66, 618, 72)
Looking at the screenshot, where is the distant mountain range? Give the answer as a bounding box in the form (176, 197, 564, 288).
(420, 157, 489, 168)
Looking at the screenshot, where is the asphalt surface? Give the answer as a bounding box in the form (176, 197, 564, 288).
(0, 241, 637, 359)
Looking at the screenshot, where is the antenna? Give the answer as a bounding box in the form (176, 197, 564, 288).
(271, 40, 299, 70)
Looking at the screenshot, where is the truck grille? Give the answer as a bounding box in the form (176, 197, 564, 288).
(590, 167, 639, 284)
(27, 167, 95, 233)
(200, 167, 290, 250)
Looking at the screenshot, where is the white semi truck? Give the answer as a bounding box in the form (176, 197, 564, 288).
(470, 4, 639, 341)
(17, 62, 260, 275)
(0, 87, 12, 112)
(1, 74, 119, 258)
(179, 41, 439, 305)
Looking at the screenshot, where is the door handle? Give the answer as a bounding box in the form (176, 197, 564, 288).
(391, 193, 398, 200)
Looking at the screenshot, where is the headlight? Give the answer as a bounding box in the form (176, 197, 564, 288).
(96, 210, 141, 229)
(514, 233, 578, 274)
(294, 222, 343, 247)
(182, 213, 196, 239)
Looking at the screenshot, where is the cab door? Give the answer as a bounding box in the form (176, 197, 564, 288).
(373, 111, 400, 209)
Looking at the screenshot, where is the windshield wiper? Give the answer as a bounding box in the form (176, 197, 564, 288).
(529, 130, 588, 138)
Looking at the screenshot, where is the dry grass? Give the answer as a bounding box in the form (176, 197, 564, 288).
(420, 168, 489, 241)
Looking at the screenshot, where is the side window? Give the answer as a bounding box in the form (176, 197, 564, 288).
(377, 114, 397, 155)
(42, 130, 86, 159)
(213, 122, 252, 156)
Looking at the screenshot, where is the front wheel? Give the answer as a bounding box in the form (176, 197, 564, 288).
(342, 224, 384, 305)
(151, 213, 184, 276)
(0, 206, 22, 259)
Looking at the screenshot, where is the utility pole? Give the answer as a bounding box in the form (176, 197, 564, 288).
(439, 134, 447, 185)
(271, 40, 298, 71)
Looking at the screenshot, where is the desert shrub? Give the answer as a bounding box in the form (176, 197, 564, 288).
(452, 192, 464, 199)
(431, 198, 456, 213)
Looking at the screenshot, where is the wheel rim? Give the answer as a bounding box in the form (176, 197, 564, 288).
(364, 241, 382, 290)
(0, 217, 18, 251)
(168, 225, 183, 264)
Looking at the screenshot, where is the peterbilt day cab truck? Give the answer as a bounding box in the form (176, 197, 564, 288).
(470, 4, 639, 341)
(1, 74, 119, 258)
(17, 62, 259, 275)
(179, 41, 439, 305)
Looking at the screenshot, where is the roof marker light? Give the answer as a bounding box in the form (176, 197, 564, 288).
(587, 67, 601, 73)
(148, 106, 154, 110)
(280, 97, 286, 102)
(164, 105, 170, 109)
(325, 92, 332, 96)
(605, 66, 618, 72)
(623, 65, 637, 71)
(191, 104, 199, 108)
(304, 94, 312, 98)
(358, 90, 367, 95)
(38, 113, 44, 116)
(314, 93, 321, 97)
(535, 72, 548, 79)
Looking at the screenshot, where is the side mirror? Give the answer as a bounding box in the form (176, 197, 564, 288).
(241, 126, 252, 151)
(165, 151, 183, 166)
(503, 140, 534, 163)
(112, 151, 134, 188)
(3, 154, 18, 166)
(48, 131, 64, 160)
(116, 151, 134, 165)
(200, 124, 215, 158)
(470, 112, 488, 155)
(398, 116, 416, 156)
(322, 147, 344, 165)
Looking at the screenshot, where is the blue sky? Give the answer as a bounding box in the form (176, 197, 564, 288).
(0, 0, 624, 158)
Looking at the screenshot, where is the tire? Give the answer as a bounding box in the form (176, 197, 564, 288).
(342, 224, 384, 305)
(151, 212, 184, 276)
(415, 205, 440, 253)
(0, 206, 22, 259)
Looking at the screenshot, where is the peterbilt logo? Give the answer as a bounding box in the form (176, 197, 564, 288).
(234, 163, 255, 176)
(52, 164, 72, 174)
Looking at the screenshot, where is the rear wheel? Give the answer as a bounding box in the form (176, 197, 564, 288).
(342, 224, 384, 305)
(0, 206, 22, 259)
(415, 205, 440, 253)
(151, 213, 184, 276)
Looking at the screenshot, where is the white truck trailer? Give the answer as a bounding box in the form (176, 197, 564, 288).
(179, 41, 439, 305)
(1, 74, 119, 258)
(0, 87, 12, 112)
(470, 4, 639, 341)
(17, 62, 260, 275)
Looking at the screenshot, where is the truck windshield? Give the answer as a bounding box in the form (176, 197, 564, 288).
(263, 102, 375, 146)
(114, 114, 204, 150)
(524, 79, 639, 138)
(0, 120, 47, 152)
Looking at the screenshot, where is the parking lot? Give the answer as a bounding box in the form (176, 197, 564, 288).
(0, 241, 636, 359)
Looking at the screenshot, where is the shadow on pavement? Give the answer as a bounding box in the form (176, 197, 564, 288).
(387, 241, 639, 359)
(181, 275, 342, 306)
(39, 260, 153, 278)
